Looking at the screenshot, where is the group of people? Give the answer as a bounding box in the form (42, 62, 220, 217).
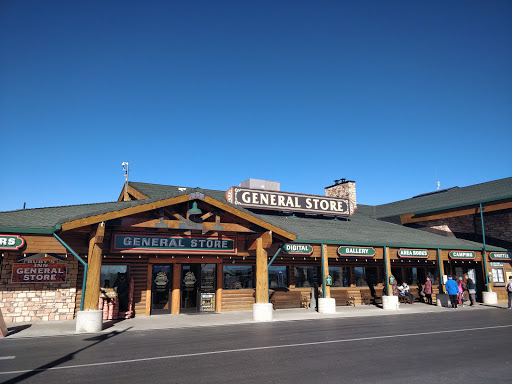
(444, 274, 476, 309)
(390, 274, 477, 308)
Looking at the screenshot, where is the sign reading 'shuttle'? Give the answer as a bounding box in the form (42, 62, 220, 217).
(337, 246, 376, 258)
(225, 187, 353, 217)
(112, 234, 236, 254)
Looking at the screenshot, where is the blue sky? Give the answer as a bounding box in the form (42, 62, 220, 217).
(1, 0, 511, 212)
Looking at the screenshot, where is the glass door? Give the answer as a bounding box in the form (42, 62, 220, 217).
(181, 264, 199, 312)
(151, 264, 172, 315)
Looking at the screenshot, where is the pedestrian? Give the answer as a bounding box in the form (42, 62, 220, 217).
(463, 273, 477, 306)
(398, 282, 415, 304)
(445, 275, 459, 309)
(423, 276, 433, 305)
(457, 277, 466, 307)
(391, 277, 399, 297)
(506, 275, 512, 310)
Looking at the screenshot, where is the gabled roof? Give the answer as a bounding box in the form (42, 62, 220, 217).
(369, 177, 512, 219)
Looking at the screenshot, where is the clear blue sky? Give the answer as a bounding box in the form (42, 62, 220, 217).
(1, 0, 511, 212)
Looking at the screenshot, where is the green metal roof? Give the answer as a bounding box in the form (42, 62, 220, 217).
(0, 180, 507, 251)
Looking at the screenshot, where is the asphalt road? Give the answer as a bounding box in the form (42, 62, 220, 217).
(1, 309, 511, 384)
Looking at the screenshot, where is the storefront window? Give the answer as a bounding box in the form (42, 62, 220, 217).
(224, 265, 253, 289)
(404, 267, 418, 285)
(101, 265, 128, 288)
(269, 266, 287, 289)
(492, 268, 505, 283)
(427, 268, 440, 285)
(294, 266, 318, 288)
(391, 267, 402, 284)
(329, 267, 350, 287)
(200, 264, 216, 292)
(353, 267, 377, 287)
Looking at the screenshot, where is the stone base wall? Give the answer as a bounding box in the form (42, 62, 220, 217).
(0, 254, 78, 323)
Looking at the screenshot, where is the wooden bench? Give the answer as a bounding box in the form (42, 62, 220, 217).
(270, 290, 303, 309)
(330, 290, 355, 306)
(360, 290, 373, 305)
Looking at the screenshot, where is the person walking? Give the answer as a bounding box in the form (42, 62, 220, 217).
(424, 276, 433, 305)
(463, 273, 477, 306)
(457, 277, 465, 307)
(445, 275, 459, 309)
(506, 275, 512, 310)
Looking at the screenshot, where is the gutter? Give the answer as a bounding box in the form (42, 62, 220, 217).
(267, 245, 284, 301)
(52, 232, 88, 311)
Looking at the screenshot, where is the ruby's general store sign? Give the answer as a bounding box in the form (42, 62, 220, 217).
(112, 234, 236, 254)
(11, 253, 67, 283)
(0, 234, 25, 250)
(225, 187, 352, 217)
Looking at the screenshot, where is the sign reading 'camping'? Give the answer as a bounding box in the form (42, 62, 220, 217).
(225, 187, 353, 217)
(112, 234, 236, 254)
(449, 250, 476, 260)
(282, 244, 313, 255)
(398, 249, 430, 259)
(337, 246, 376, 258)
(0, 234, 25, 250)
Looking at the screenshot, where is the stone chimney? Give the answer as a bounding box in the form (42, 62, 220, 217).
(325, 178, 356, 211)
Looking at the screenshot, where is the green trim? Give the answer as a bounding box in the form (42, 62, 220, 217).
(294, 239, 505, 252)
(0, 224, 61, 234)
(412, 195, 512, 216)
(321, 244, 326, 299)
(480, 203, 490, 291)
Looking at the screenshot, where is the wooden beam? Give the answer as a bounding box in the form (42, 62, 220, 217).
(127, 219, 255, 233)
(255, 236, 268, 304)
(117, 185, 149, 202)
(247, 231, 273, 250)
(216, 264, 223, 313)
(171, 264, 181, 314)
(62, 195, 190, 231)
(83, 222, 105, 311)
(322, 244, 330, 298)
(401, 200, 512, 224)
(203, 196, 296, 241)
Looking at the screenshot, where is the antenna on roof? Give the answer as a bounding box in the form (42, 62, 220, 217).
(435, 168, 440, 190)
(122, 162, 129, 201)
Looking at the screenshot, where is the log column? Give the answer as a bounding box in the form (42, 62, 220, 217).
(318, 243, 336, 313)
(216, 263, 223, 312)
(171, 264, 181, 314)
(252, 232, 273, 321)
(83, 222, 105, 311)
(382, 246, 399, 310)
(322, 244, 330, 298)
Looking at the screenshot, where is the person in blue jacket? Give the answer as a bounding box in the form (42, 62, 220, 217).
(445, 275, 459, 309)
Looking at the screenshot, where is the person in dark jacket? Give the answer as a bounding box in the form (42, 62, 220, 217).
(423, 276, 433, 305)
(445, 275, 459, 309)
(463, 273, 476, 306)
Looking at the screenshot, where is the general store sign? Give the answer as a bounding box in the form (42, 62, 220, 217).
(0, 234, 25, 250)
(282, 243, 313, 255)
(337, 246, 376, 258)
(449, 251, 476, 260)
(112, 234, 236, 254)
(11, 253, 67, 283)
(398, 249, 430, 259)
(225, 187, 353, 217)
(489, 252, 512, 261)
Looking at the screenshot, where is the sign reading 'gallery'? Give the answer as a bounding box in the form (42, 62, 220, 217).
(337, 246, 376, 258)
(225, 187, 352, 217)
(112, 234, 236, 254)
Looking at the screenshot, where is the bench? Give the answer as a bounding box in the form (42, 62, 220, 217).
(270, 290, 304, 309)
(360, 290, 373, 305)
(398, 293, 415, 304)
(330, 290, 355, 306)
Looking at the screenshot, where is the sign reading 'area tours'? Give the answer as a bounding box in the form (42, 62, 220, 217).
(225, 187, 353, 217)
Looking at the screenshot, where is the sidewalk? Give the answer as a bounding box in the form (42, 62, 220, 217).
(3, 302, 510, 339)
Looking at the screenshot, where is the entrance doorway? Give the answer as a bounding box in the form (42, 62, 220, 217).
(181, 263, 217, 313)
(151, 264, 172, 315)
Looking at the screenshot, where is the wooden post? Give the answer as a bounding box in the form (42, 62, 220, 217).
(171, 264, 181, 314)
(437, 248, 445, 293)
(384, 246, 391, 295)
(322, 244, 330, 298)
(484, 252, 493, 292)
(255, 236, 269, 303)
(83, 222, 105, 311)
(216, 263, 223, 312)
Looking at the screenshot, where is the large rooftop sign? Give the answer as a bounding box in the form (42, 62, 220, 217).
(225, 187, 353, 217)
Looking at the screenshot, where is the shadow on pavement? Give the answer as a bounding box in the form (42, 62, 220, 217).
(6, 324, 31, 336)
(1, 327, 132, 384)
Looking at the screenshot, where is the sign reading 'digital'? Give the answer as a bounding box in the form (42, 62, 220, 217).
(11, 253, 67, 283)
(489, 252, 512, 261)
(225, 187, 352, 217)
(0, 234, 25, 250)
(282, 244, 314, 255)
(337, 246, 376, 258)
(112, 234, 236, 254)
(398, 249, 430, 259)
(449, 250, 476, 260)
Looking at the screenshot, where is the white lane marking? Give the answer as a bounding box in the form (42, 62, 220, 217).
(1, 324, 511, 375)
(0, 356, 15, 360)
